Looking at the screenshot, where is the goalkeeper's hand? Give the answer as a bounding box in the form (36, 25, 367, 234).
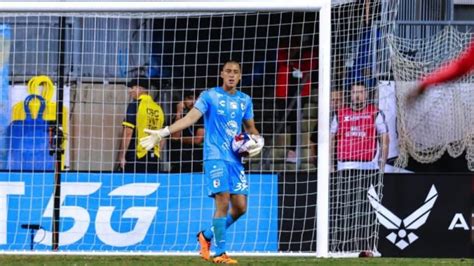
(247, 134, 265, 158)
(139, 126, 171, 151)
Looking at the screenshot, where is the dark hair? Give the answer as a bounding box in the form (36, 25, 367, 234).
(351, 81, 366, 88)
(221, 60, 241, 70)
(126, 77, 150, 89)
(183, 90, 196, 98)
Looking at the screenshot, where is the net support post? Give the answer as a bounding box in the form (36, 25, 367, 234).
(316, 0, 331, 258)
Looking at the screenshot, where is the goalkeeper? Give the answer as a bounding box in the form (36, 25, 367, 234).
(408, 38, 474, 102)
(140, 60, 264, 264)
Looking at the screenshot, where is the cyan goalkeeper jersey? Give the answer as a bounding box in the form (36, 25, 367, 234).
(194, 86, 254, 163)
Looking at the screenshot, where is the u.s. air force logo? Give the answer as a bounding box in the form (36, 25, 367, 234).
(367, 185, 438, 250)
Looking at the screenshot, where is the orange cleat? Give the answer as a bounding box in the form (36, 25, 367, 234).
(212, 253, 238, 264)
(197, 231, 211, 261)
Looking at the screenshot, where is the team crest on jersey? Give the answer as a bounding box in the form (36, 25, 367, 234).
(225, 120, 238, 137)
(241, 102, 245, 111)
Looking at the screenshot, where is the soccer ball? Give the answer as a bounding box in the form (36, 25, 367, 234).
(232, 133, 256, 157)
(358, 251, 374, 258)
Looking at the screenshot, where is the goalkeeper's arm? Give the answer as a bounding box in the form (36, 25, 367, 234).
(243, 119, 265, 157)
(140, 108, 203, 151)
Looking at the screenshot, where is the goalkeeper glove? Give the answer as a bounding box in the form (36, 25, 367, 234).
(247, 134, 264, 158)
(139, 126, 171, 151)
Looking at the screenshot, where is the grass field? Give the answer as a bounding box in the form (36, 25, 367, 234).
(0, 255, 472, 265)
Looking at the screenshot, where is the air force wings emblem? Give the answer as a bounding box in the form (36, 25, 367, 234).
(367, 185, 438, 250)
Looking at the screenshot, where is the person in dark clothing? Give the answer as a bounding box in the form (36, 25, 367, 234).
(117, 78, 164, 173)
(170, 90, 205, 172)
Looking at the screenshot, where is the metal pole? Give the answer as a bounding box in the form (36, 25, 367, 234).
(448, 0, 454, 21)
(52, 16, 67, 251)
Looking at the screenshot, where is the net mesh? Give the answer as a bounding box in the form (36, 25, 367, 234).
(327, 0, 399, 254)
(389, 26, 474, 171)
(0, 1, 399, 255)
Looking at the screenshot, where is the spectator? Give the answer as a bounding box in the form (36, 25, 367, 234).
(170, 90, 204, 172)
(275, 36, 318, 163)
(331, 82, 389, 172)
(117, 78, 165, 173)
(329, 82, 389, 251)
(310, 89, 344, 166)
(346, 0, 380, 90)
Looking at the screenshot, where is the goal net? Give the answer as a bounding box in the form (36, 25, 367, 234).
(389, 26, 474, 171)
(0, 1, 399, 257)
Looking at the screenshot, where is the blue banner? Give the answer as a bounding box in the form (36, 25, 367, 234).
(0, 25, 11, 169)
(0, 172, 278, 252)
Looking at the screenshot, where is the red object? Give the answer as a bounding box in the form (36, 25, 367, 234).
(234, 133, 246, 141)
(358, 251, 374, 257)
(275, 47, 317, 98)
(420, 38, 474, 90)
(232, 133, 251, 157)
(336, 105, 378, 162)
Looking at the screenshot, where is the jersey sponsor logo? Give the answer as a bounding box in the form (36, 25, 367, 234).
(240, 102, 245, 111)
(230, 101, 238, 110)
(219, 100, 226, 107)
(344, 126, 367, 138)
(343, 114, 372, 122)
(209, 166, 224, 179)
(146, 108, 160, 116)
(213, 179, 220, 188)
(368, 184, 438, 250)
(146, 108, 161, 129)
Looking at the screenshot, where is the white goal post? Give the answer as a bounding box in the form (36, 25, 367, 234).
(0, 1, 327, 12)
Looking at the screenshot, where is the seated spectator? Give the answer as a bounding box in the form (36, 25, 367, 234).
(170, 90, 204, 172)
